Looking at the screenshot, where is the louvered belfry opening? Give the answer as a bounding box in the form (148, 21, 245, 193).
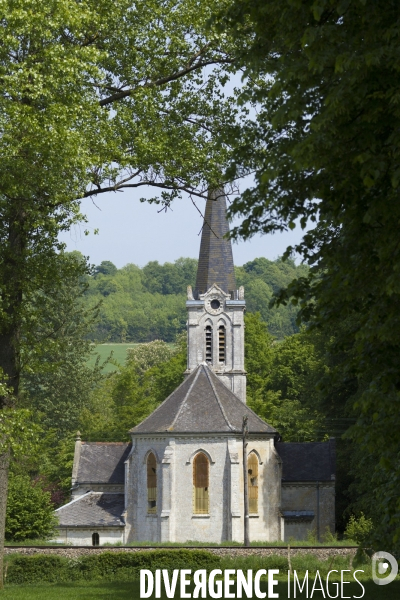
(248, 453, 259, 514)
(205, 326, 212, 364)
(147, 452, 157, 514)
(193, 452, 209, 514)
(218, 325, 226, 363)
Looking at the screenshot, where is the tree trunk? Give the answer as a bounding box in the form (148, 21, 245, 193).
(0, 211, 25, 588)
(0, 450, 10, 590)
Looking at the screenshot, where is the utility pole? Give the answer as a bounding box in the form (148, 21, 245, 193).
(242, 416, 250, 547)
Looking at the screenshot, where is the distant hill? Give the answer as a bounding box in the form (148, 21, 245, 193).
(85, 257, 308, 342)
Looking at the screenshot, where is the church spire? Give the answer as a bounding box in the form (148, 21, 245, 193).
(195, 188, 236, 298)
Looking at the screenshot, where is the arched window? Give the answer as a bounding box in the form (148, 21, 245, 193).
(205, 325, 212, 364)
(218, 325, 226, 363)
(193, 452, 209, 514)
(147, 452, 157, 514)
(248, 453, 259, 514)
(92, 532, 99, 546)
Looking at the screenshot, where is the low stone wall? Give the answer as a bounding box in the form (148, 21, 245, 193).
(5, 546, 357, 562)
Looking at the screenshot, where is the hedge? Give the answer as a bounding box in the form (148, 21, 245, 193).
(6, 550, 221, 584)
(6, 555, 71, 584)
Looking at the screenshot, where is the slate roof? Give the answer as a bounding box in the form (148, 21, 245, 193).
(56, 492, 125, 527)
(195, 188, 236, 298)
(276, 439, 336, 482)
(76, 443, 131, 484)
(130, 363, 276, 435)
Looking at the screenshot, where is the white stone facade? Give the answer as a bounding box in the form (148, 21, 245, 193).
(125, 434, 282, 544)
(186, 284, 246, 402)
(54, 527, 124, 546)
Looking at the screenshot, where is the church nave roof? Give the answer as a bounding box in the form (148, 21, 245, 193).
(130, 363, 276, 435)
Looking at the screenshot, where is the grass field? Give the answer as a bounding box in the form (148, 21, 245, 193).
(87, 343, 139, 373)
(87, 342, 176, 373)
(1, 580, 399, 599)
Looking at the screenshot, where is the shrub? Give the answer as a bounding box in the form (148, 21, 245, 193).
(5, 475, 58, 541)
(6, 550, 221, 584)
(6, 555, 70, 584)
(78, 550, 220, 579)
(322, 527, 338, 544)
(221, 554, 288, 572)
(344, 514, 373, 545)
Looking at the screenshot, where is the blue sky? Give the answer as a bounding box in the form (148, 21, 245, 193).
(60, 187, 306, 269)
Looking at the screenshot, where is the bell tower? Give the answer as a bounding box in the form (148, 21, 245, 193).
(186, 189, 246, 403)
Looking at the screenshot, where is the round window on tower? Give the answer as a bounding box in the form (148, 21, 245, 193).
(210, 299, 220, 310)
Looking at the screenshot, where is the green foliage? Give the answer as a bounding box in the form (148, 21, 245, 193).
(0, 1, 240, 581)
(86, 257, 307, 343)
(220, 554, 289, 572)
(245, 314, 326, 442)
(126, 340, 175, 376)
(0, 409, 40, 456)
(80, 336, 186, 441)
(20, 252, 105, 437)
(78, 550, 220, 578)
(219, 0, 400, 550)
(344, 514, 374, 546)
(5, 475, 57, 542)
(142, 259, 198, 296)
(237, 258, 308, 339)
(94, 262, 118, 277)
(6, 555, 71, 585)
(6, 550, 220, 584)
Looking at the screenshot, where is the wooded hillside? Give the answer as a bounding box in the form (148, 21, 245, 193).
(85, 256, 308, 342)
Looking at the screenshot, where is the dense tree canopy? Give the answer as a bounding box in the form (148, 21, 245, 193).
(85, 256, 307, 341)
(220, 0, 400, 550)
(0, 0, 239, 581)
(19, 252, 104, 437)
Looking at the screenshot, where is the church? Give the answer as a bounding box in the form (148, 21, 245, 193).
(55, 190, 336, 545)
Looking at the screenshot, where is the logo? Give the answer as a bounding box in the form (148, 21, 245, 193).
(372, 551, 398, 585)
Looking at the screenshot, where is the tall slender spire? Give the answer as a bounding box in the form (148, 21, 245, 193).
(195, 188, 236, 298)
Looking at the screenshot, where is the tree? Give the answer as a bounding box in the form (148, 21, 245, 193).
(80, 336, 187, 441)
(0, 0, 238, 582)
(220, 0, 400, 549)
(245, 313, 326, 442)
(20, 251, 104, 437)
(5, 474, 57, 542)
(94, 261, 118, 277)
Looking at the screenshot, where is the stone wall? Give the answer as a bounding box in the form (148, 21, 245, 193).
(4, 545, 357, 562)
(281, 482, 335, 541)
(54, 528, 124, 546)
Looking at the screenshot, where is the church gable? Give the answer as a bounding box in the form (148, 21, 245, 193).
(130, 364, 276, 435)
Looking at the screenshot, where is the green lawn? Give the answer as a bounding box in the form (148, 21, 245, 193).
(1, 580, 399, 599)
(0, 582, 139, 599)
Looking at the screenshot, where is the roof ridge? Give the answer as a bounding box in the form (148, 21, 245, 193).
(129, 368, 196, 432)
(203, 365, 239, 433)
(211, 370, 277, 432)
(168, 365, 203, 431)
(55, 491, 93, 512)
(82, 442, 130, 446)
